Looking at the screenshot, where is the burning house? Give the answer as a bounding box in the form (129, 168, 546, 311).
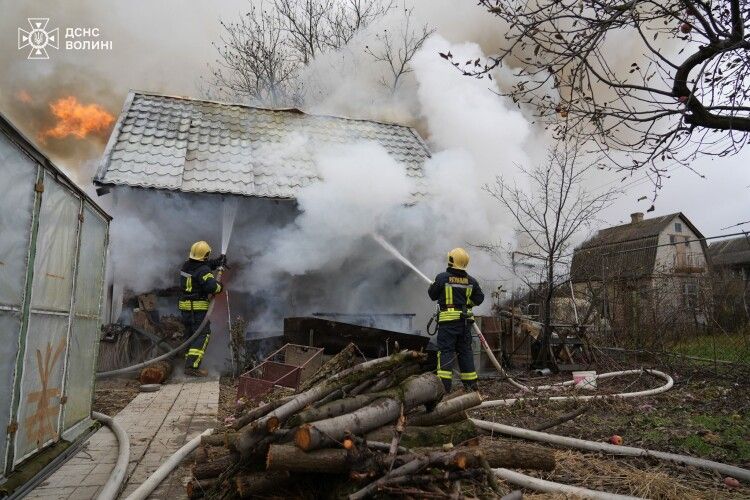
(93, 91, 433, 366)
(0, 112, 110, 484)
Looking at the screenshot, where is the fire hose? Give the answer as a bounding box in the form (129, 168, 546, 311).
(96, 267, 225, 378)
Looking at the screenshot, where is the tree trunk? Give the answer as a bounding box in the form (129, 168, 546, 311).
(234, 471, 290, 498)
(266, 444, 366, 473)
(367, 420, 479, 448)
(200, 431, 237, 448)
(186, 478, 218, 499)
(191, 453, 240, 480)
(288, 394, 379, 427)
(138, 360, 172, 385)
(298, 343, 358, 392)
(407, 392, 481, 427)
(236, 350, 424, 456)
(231, 395, 294, 430)
(294, 373, 444, 451)
(451, 440, 555, 471)
(366, 363, 422, 393)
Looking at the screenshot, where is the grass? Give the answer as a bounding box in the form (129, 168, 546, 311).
(671, 331, 750, 364)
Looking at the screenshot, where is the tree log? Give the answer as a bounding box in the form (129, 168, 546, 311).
(236, 350, 424, 456)
(266, 444, 366, 473)
(231, 395, 294, 429)
(299, 343, 359, 392)
(235, 471, 290, 498)
(295, 373, 444, 451)
(200, 431, 237, 448)
(191, 453, 240, 480)
(451, 440, 555, 471)
(408, 392, 482, 427)
(367, 420, 478, 448)
(288, 394, 379, 427)
(138, 360, 172, 385)
(186, 478, 218, 499)
(193, 446, 208, 464)
(366, 363, 422, 393)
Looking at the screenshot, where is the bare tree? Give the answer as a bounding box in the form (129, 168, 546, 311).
(454, 0, 750, 176)
(483, 142, 619, 368)
(364, 5, 434, 92)
(211, 5, 302, 105)
(211, 0, 394, 105)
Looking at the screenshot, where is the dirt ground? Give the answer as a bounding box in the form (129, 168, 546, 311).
(92, 377, 141, 416)
(214, 355, 750, 500)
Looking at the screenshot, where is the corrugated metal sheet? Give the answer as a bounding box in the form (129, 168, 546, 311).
(95, 91, 431, 198)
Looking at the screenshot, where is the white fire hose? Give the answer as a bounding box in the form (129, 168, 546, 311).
(92, 412, 130, 500)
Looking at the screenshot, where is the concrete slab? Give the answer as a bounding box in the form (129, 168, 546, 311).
(26, 378, 220, 500)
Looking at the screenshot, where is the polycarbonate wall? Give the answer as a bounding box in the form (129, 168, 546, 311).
(0, 130, 109, 474)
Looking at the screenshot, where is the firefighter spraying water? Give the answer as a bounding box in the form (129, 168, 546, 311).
(371, 233, 523, 390)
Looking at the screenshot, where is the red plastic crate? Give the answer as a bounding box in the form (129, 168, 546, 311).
(238, 344, 324, 401)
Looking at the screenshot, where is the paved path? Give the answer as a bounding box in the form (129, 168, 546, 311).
(27, 378, 220, 500)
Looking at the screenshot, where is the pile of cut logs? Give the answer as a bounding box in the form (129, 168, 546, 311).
(189, 346, 554, 499)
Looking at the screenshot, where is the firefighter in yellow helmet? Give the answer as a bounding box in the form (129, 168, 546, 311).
(428, 248, 484, 392)
(178, 241, 226, 376)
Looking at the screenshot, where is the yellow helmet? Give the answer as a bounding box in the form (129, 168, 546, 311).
(447, 247, 469, 270)
(189, 241, 212, 261)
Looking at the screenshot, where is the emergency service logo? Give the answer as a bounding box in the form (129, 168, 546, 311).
(18, 18, 59, 60)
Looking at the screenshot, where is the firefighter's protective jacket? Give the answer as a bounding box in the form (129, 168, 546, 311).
(428, 267, 485, 323)
(178, 258, 223, 312)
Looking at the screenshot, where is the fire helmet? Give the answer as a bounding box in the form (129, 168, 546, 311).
(189, 241, 212, 261)
(447, 248, 469, 270)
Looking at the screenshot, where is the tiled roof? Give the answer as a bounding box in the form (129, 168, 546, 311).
(95, 91, 430, 199)
(570, 213, 705, 282)
(709, 236, 750, 268)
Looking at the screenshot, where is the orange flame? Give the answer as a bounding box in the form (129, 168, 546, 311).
(40, 96, 114, 141)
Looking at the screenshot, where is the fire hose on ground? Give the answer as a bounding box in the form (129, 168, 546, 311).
(473, 419, 750, 482)
(96, 268, 224, 379)
(92, 412, 130, 500)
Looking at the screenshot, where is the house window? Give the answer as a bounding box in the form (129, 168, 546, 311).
(683, 281, 698, 308)
(670, 235, 676, 244)
(675, 222, 683, 232)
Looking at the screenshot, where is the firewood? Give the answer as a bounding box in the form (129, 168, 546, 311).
(407, 392, 482, 427)
(234, 471, 290, 498)
(298, 343, 359, 392)
(450, 440, 555, 471)
(294, 373, 444, 451)
(231, 395, 294, 429)
(365, 363, 422, 393)
(191, 453, 240, 480)
(266, 444, 367, 473)
(236, 350, 425, 456)
(200, 431, 237, 448)
(193, 445, 208, 464)
(138, 360, 172, 384)
(367, 420, 479, 448)
(186, 478, 218, 499)
(288, 394, 379, 427)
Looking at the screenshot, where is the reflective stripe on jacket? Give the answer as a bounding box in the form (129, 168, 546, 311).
(428, 267, 484, 323)
(179, 259, 222, 311)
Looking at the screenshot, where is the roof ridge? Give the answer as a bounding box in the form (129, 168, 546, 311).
(131, 89, 418, 131)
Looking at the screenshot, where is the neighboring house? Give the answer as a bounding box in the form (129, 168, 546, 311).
(570, 212, 710, 335)
(708, 235, 750, 325)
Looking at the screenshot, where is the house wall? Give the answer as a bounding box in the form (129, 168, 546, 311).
(654, 215, 708, 273)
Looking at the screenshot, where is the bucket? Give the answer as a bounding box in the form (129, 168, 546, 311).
(572, 370, 597, 390)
